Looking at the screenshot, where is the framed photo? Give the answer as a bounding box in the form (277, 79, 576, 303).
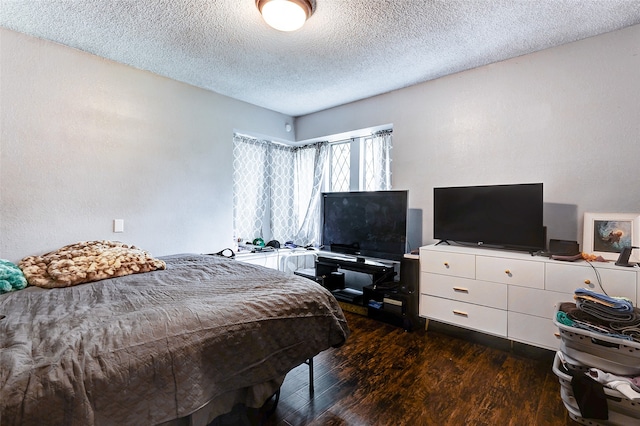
(583, 213, 640, 262)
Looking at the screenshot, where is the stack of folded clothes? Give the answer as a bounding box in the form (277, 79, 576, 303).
(556, 288, 640, 343)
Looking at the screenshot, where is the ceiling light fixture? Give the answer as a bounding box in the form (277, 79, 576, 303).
(256, 0, 314, 32)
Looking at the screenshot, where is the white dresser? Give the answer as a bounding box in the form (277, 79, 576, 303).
(419, 244, 639, 351)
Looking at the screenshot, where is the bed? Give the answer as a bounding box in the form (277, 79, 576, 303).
(0, 251, 349, 425)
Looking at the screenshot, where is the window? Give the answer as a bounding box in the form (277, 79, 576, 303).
(233, 129, 392, 247)
(327, 130, 392, 192)
(329, 142, 350, 192)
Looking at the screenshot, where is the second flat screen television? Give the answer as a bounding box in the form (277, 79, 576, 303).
(433, 183, 545, 252)
(321, 190, 408, 261)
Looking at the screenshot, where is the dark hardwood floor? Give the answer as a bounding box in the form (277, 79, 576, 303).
(261, 311, 579, 426)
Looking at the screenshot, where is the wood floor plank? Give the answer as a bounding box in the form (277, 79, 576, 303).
(259, 312, 579, 426)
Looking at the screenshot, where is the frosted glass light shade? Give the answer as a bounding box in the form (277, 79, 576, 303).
(257, 0, 313, 32)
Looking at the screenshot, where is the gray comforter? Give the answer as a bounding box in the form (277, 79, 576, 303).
(0, 254, 349, 425)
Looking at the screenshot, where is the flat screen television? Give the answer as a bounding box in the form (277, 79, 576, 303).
(321, 190, 408, 261)
(433, 183, 545, 252)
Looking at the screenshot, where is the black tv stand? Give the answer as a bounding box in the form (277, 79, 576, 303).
(315, 255, 396, 295)
(435, 240, 451, 246)
(305, 254, 422, 331)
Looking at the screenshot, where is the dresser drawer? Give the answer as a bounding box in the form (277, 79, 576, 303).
(421, 272, 507, 310)
(476, 255, 544, 288)
(508, 286, 569, 318)
(545, 262, 637, 304)
(419, 294, 507, 337)
(420, 250, 475, 279)
(508, 312, 560, 351)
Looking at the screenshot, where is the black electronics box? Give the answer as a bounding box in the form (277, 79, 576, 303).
(549, 239, 580, 256)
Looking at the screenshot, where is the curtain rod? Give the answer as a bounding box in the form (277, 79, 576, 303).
(235, 128, 392, 148)
(327, 128, 393, 145)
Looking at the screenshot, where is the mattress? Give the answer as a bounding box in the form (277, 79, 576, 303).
(0, 254, 349, 425)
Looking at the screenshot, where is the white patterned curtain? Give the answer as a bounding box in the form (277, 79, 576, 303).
(293, 142, 329, 246)
(233, 134, 328, 246)
(269, 144, 297, 242)
(364, 130, 392, 191)
(233, 135, 270, 243)
(233, 131, 390, 246)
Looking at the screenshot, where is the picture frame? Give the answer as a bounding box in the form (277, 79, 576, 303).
(583, 212, 640, 263)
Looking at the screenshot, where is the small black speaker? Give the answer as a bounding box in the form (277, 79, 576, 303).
(398, 256, 425, 331)
(323, 271, 345, 291)
(399, 257, 419, 294)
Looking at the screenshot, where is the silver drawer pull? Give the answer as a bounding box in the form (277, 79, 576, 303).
(453, 310, 469, 317)
(453, 287, 469, 293)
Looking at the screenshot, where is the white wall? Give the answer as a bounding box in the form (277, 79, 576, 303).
(0, 29, 293, 262)
(2, 25, 639, 263)
(297, 24, 640, 249)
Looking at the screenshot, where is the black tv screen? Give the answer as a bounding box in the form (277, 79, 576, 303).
(433, 183, 545, 252)
(322, 190, 408, 261)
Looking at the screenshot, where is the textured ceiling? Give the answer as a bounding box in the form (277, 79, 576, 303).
(2, 0, 640, 117)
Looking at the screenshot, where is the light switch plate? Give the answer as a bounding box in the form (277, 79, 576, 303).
(113, 219, 124, 233)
